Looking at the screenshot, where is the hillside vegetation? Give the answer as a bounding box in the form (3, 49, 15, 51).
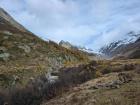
(0, 9, 90, 88)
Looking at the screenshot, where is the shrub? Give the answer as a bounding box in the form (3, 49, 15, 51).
(0, 92, 5, 105)
(9, 86, 42, 105)
(135, 65, 140, 74)
(95, 71, 102, 77)
(0, 89, 10, 105)
(0, 61, 97, 105)
(101, 68, 111, 74)
(123, 64, 135, 71)
(111, 65, 124, 72)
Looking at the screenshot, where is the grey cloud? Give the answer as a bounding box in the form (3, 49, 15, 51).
(0, 0, 140, 52)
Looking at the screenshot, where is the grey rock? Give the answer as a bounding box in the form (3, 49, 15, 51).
(12, 75, 20, 85)
(0, 53, 10, 61)
(3, 31, 12, 35)
(0, 47, 7, 52)
(91, 80, 122, 90)
(59, 40, 72, 49)
(29, 43, 35, 46)
(3, 36, 9, 39)
(91, 73, 133, 90)
(109, 81, 121, 89)
(45, 72, 59, 84)
(18, 45, 31, 53)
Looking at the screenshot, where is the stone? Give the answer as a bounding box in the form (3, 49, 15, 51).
(59, 40, 72, 49)
(12, 75, 20, 85)
(0, 53, 10, 61)
(0, 47, 7, 52)
(3, 36, 9, 40)
(45, 72, 59, 84)
(3, 31, 12, 35)
(91, 80, 122, 90)
(18, 45, 31, 53)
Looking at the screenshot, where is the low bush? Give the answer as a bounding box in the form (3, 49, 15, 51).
(123, 64, 135, 71)
(101, 68, 111, 74)
(135, 65, 140, 74)
(0, 92, 5, 105)
(0, 61, 97, 105)
(9, 86, 42, 105)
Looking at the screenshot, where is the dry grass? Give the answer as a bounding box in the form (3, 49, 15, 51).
(0, 18, 90, 88)
(42, 59, 140, 105)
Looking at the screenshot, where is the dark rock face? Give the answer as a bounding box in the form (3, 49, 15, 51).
(128, 49, 140, 59)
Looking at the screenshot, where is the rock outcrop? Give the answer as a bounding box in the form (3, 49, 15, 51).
(0, 8, 89, 88)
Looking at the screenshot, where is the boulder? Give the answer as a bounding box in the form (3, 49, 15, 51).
(3, 36, 9, 40)
(92, 81, 121, 90)
(0, 53, 10, 61)
(59, 40, 72, 49)
(0, 47, 7, 52)
(3, 31, 12, 36)
(18, 45, 31, 53)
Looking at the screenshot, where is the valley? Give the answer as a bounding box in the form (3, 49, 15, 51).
(0, 7, 139, 105)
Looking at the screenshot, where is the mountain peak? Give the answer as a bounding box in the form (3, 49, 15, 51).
(99, 31, 140, 59)
(59, 40, 95, 54)
(59, 40, 73, 49)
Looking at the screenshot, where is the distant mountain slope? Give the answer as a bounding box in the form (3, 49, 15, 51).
(0, 8, 28, 32)
(59, 40, 95, 55)
(0, 8, 89, 88)
(99, 31, 140, 59)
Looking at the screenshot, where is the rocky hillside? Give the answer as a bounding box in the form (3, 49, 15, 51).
(99, 31, 140, 59)
(0, 7, 140, 105)
(0, 8, 89, 88)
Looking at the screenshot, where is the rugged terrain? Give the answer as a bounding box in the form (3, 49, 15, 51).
(42, 59, 140, 105)
(0, 8, 90, 88)
(0, 8, 140, 105)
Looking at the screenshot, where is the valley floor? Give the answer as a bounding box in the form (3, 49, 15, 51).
(42, 59, 140, 105)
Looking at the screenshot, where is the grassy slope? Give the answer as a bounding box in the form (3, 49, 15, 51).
(42, 59, 140, 105)
(0, 17, 89, 88)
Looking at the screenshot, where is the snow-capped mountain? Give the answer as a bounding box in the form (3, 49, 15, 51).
(99, 31, 140, 59)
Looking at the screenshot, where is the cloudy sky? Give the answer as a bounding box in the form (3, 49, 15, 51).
(0, 0, 140, 51)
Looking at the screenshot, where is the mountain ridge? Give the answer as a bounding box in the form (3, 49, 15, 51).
(0, 8, 28, 32)
(59, 40, 95, 53)
(99, 31, 140, 59)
